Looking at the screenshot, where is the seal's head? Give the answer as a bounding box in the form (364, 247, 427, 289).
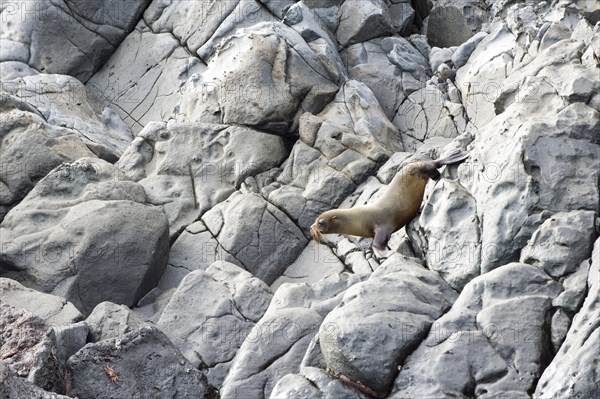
(310, 211, 339, 243)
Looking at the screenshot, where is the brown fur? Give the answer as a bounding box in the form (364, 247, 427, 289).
(310, 151, 467, 250)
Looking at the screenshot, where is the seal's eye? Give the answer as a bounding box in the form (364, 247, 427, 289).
(318, 219, 327, 228)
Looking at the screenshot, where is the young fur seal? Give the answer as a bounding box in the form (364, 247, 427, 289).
(310, 149, 468, 252)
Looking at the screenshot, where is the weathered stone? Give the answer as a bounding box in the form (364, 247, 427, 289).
(179, 22, 340, 135)
(0, 158, 169, 315)
(66, 326, 215, 398)
(391, 263, 562, 397)
(158, 262, 272, 387)
(451, 31, 488, 68)
(0, 0, 150, 82)
(427, 1, 488, 47)
(520, 210, 598, 278)
(86, 20, 205, 133)
(535, 238, 600, 399)
(320, 255, 457, 395)
(271, 240, 345, 291)
(409, 178, 480, 290)
(0, 277, 82, 325)
(117, 121, 287, 237)
(85, 301, 149, 343)
(337, 0, 394, 46)
(221, 273, 363, 399)
(201, 192, 307, 285)
(0, 303, 64, 393)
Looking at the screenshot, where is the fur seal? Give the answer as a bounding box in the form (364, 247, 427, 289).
(310, 149, 468, 251)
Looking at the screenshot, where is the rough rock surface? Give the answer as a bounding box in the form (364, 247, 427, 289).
(157, 261, 273, 386)
(0, 0, 150, 82)
(320, 255, 457, 395)
(0, 303, 64, 394)
(66, 326, 215, 399)
(0, 361, 71, 399)
(0, 158, 170, 314)
(0, 277, 82, 325)
(535, 238, 600, 398)
(1, 1, 599, 398)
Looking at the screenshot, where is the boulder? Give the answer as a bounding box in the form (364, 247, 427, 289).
(157, 262, 273, 386)
(0, 158, 170, 315)
(0, 278, 82, 325)
(179, 22, 340, 135)
(0, 303, 64, 393)
(201, 192, 307, 285)
(117, 121, 288, 237)
(66, 326, 216, 399)
(520, 210, 598, 278)
(535, 238, 600, 398)
(221, 273, 364, 399)
(391, 263, 562, 397)
(0, 0, 150, 82)
(337, 0, 394, 46)
(426, 0, 489, 47)
(319, 255, 457, 395)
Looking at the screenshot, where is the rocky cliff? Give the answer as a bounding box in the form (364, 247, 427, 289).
(1, 0, 598, 398)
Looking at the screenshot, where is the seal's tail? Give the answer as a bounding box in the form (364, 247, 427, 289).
(434, 149, 469, 167)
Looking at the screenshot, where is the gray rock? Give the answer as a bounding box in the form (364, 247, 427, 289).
(455, 22, 516, 128)
(0, 108, 96, 220)
(66, 326, 215, 399)
(451, 31, 488, 68)
(520, 210, 598, 278)
(1, 71, 133, 161)
(320, 255, 457, 395)
(267, 80, 402, 231)
(221, 273, 364, 399)
(0, 158, 170, 315)
(116, 121, 287, 237)
(0, 278, 82, 325)
(270, 367, 368, 399)
(389, 1, 416, 36)
(86, 20, 206, 134)
(342, 37, 430, 120)
(392, 86, 464, 146)
(158, 262, 273, 387)
(337, 0, 394, 46)
(391, 263, 562, 397)
(427, 1, 488, 47)
(0, 362, 71, 399)
(458, 72, 599, 273)
(271, 240, 346, 292)
(260, 0, 296, 19)
(154, 221, 220, 294)
(197, 0, 279, 61)
(180, 22, 339, 135)
(85, 301, 149, 343)
(0, 303, 64, 393)
(201, 191, 307, 285)
(1, 0, 150, 82)
(535, 238, 600, 399)
(408, 178, 480, 290)
(144, 0, 239, 55)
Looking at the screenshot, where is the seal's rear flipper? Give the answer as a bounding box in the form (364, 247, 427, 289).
(435, 149, 469, 166)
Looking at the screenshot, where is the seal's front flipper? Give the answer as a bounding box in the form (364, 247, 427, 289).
(372, 227, 390, 251)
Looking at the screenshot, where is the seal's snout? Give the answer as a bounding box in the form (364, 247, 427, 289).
(310, 223, 323, 243)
